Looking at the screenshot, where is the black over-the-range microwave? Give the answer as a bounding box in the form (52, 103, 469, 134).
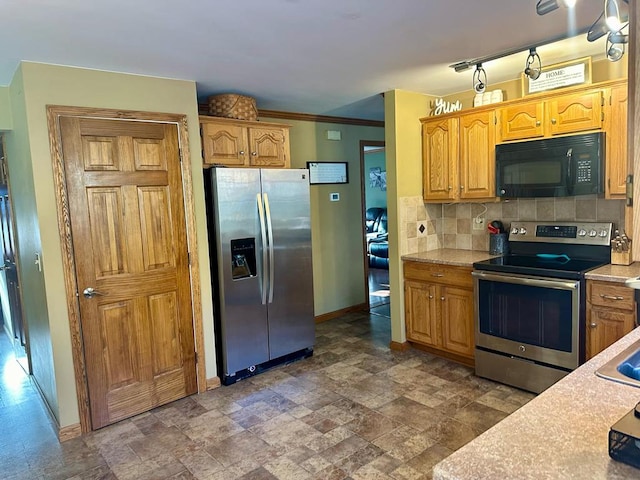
(495, 132, 604, 198)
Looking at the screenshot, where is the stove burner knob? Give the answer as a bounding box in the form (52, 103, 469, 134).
(589, 229, 597, 237)
(519, 227, 527, 235)
(599, 230, 608, 237)
(511, 227, 519, 235)
(578, 229, 587, 237)
(519, 345, 526, 353)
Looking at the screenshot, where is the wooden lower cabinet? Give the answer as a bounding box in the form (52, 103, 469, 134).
(586, 280, 636, 360)
(404, 262, 474, 364)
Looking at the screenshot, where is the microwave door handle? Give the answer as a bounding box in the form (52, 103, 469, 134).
(566, 148, 573, 194)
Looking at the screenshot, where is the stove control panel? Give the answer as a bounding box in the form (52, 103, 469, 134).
(508, 221, 613, 245)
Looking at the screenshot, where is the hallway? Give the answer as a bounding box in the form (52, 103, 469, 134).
(0, 312, 534, 479)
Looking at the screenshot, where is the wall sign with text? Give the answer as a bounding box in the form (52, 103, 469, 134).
(522, 57, 592, 95)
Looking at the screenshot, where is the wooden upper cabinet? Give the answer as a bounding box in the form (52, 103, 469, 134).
(200, 116, 291, 168)
(547, 90, 603, 136)
(604, 82, 628, 198)
(422, 117, 458, 201)
(248, 127, 289, 167)
(498, 102, 545, 141)
(498, 90, 603, 142)
(459, 111, 495, 199)
(201, 121, 249, 166)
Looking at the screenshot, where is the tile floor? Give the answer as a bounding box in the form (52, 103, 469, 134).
(0, 312, 535, 480)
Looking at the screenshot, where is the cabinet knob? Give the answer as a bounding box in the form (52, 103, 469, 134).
(440, 296, 445, 301)
(551, 118, 557, 125)
(535, 120, 541, 127)
(460, 185, 464, 190)
(589, 322, 598, 328)
(431, 273, 444, 278)
(251, 152, 258, 156)
(239, 150, 245, 155)
(428, 295, 433, 299)
(448, 186, 452, 190)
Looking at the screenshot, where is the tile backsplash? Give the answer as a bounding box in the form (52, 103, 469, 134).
(400, 195, 625, 255)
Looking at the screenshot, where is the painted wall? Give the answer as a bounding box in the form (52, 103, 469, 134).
(6, 62, 215, 428)
(0, 86, 13, 130)
(364, 150, 387, 210)
(383, 90, 434, 344)
(261, 116, 385, 316)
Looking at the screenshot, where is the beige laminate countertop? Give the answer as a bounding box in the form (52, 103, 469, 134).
(433, 327, 640, 480)
(401, 249, 496, 267)
(586, 262, 640, 283)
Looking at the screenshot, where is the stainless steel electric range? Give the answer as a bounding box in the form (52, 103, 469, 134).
(472, 221, 613, 393)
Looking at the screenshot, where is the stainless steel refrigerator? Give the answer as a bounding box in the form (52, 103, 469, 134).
(205, 167, 315, 385)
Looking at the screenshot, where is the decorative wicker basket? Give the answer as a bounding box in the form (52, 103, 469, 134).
(208, 94, 258, 121)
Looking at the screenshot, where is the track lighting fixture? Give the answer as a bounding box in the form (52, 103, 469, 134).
(605, 0, 623, 31)
(606, 29, 627, 62)
(472, 64, 487, 94)
(524, 48, 542, 80)
(536, 0, 576, 15)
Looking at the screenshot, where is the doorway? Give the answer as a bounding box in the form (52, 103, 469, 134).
(0, 136, 28, 374)
(360, 140, 389, 317)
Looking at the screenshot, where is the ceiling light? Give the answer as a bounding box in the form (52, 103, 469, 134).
(537, 0, 559, 15)
(524, 48, 542, 80)
(452, 61, 471, 73)
(473, 64, 487, 94)
(605, 0, 623, 31)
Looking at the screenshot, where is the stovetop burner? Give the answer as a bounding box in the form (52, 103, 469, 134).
(474, 221, 613, 279)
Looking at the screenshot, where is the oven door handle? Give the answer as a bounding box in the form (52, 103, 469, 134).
(472, 271, 579, 291)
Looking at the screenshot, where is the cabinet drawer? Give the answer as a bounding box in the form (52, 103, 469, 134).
(588, 281, 635, 311)
(403, 261, 472, 288)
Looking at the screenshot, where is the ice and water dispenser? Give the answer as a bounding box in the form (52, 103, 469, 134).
(230, 238, 257, 280)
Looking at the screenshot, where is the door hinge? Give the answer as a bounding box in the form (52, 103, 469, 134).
(178, 147, 183, 161)
(194, 351, 198, 363)
(626, 174, 633, 207)
(187, 252, 191, 266)
(601, 111, 605, 122)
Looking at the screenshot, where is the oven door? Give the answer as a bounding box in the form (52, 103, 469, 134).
(473, 271, 581, 370)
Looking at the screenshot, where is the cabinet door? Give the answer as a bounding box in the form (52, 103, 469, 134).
(605, 84, 628, 198)
(586, 306, 635, 360)
(422, 117, 458, 201)
(248, 127, 288, 167)
(459, 111, 495, 200)
(405, 280, 439, 347)
(547, 91, 603, 136)
(498, 102, 545, 141)
(441, 286, 474, 357)
(201, 122, 249, 166)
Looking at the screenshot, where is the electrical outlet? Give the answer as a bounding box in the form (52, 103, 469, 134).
(473, 217, 485, 230)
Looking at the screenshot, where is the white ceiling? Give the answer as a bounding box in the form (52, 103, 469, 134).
(0, 0, 625, 121)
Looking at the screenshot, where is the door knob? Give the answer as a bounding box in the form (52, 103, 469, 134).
(83, 287, 106, 298)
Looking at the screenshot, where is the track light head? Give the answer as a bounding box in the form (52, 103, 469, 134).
(524, 48, 542, 80)
(606, 30, 626, 61)
(536, 0, 559, 15)
(605, 0, 623, 31)
(473, 64, 487, 94)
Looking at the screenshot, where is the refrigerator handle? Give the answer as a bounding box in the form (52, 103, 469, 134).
(263, 193, 275, 304)
(256, 193, 268, 305)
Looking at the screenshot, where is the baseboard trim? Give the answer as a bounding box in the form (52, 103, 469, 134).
(206, 377, 222, 390)
(408, 341, 475, 368)
(59, 423, 82, 442)
(389, 341, 410, 351)
(315, 303, 368, 323)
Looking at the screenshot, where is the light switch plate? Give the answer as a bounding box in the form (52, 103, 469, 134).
(330, 192, 340, 201)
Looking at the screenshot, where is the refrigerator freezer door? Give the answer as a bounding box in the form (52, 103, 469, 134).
(211, 168, 269, 376)
(261, 169, 315, 359)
